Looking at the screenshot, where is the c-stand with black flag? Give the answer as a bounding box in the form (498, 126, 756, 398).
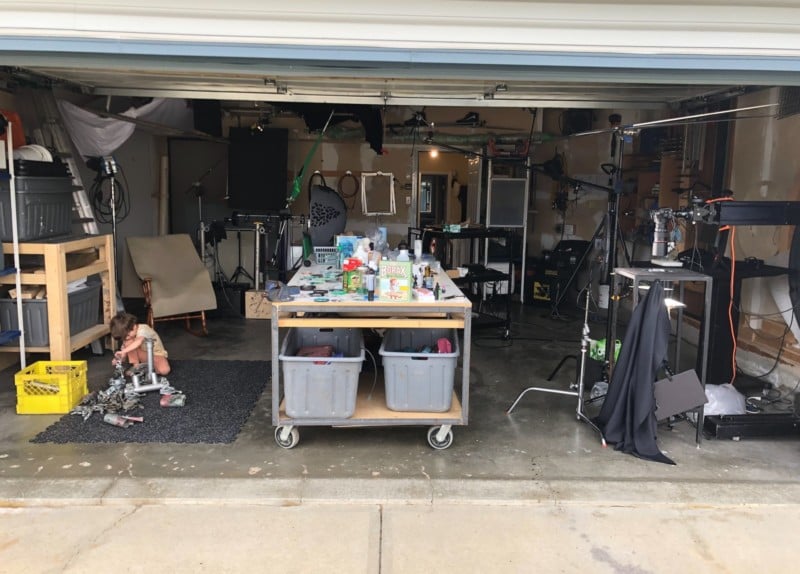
(528, 130, 631, 394)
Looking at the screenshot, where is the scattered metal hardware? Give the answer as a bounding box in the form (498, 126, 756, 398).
(121, 415, 144, 423)
(160, 394, 186, 408)
(70, 338, 184, 425)
(103, 413, 143, 428)
(103, 413, 132, 428)
(70, 406, 93, 422)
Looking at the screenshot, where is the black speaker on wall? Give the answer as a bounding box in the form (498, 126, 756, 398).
(227, 127, 289, 212)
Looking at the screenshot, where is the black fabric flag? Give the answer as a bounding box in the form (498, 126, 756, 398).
(595, 281, 675, 464)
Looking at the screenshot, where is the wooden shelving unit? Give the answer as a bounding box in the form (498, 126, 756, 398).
(0, 234, 116, 360)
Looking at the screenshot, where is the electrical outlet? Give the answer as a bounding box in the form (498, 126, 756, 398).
(405, 196, 411, 205)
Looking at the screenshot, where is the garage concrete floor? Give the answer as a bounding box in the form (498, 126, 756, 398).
(2, 293, 799, 493)
(1, 295, 800, 572)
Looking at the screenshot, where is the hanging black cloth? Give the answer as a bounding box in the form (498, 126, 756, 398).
(275, 104, 384, 155)
(595, 280, 675, 464)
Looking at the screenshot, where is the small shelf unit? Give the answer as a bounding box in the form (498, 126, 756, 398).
(0, 234, 116, 360)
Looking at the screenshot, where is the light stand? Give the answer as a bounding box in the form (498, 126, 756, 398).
(101, 157, 125, 312)
(507, 284, 607, 446)
(602, 131, 627, 373)
(254, 221, 266, 290)
(229, 229, 255, 286)
(534, 166, 629, 318)
(194, 183, 207, 263)
(534, 130, 629, 375)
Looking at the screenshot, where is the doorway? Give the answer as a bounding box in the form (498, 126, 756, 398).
(417, 151, 471, 227)
(418, 172, 448, 227)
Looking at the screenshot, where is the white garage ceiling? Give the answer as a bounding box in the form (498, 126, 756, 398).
(4, 59, 746, 111)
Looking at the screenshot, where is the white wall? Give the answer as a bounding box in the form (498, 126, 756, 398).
(728, 87, 800, 386)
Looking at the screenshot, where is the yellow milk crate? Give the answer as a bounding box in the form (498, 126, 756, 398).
(14, 360, 88, 414)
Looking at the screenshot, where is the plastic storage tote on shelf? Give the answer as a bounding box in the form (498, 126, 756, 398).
(15, 360, 88, 414)
(0, 282, 101, 347)
(279, 327, 364, 418)
(379, 328, 460, 412)
(0, 175, 74, 241)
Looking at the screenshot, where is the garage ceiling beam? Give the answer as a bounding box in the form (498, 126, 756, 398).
(82, 89, 666, 110)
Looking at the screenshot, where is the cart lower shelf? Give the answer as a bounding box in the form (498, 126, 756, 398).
(275, 385, 463, 449)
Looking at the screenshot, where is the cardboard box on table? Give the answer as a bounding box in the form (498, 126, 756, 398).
(377, 261, 412, 302)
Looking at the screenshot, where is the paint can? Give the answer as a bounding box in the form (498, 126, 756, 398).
(103, 413, 133, 428)
(160, 394, 186, 408)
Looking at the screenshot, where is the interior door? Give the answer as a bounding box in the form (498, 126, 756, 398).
(418, 172, 449, 228)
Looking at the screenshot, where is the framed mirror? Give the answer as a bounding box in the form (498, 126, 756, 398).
(361, 171, 396, 216)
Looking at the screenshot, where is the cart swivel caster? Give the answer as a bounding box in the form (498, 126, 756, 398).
(274, 426, 300, 449)
(427, 425, 453, 450)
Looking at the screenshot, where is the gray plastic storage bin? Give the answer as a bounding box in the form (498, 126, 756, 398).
(0, 176, 74, 241)
(279, 327, 364, 418)
(379, 329, 460, 412)
(0, 282, 101, 347)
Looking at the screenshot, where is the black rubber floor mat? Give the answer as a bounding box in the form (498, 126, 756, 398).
(31, 360, 269, 444)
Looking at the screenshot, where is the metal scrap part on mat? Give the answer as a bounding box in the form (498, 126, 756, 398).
(70, 362, 184, 423)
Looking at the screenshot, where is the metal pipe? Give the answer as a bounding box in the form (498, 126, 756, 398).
(146, 337, 155, 378)
(133, 382, 166, 393)
(5, 117, 26, 367)
(326, 126, 543, 146)
(254, 222, 264, 290)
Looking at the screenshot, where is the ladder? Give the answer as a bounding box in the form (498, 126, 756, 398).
(26, 90, 110, 351)
(27, 89, 98, 235)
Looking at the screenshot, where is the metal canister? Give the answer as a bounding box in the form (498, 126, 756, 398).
(160, 394, 186, 408)
(363, 267, 376, 301)
(103, 413, 132, 428)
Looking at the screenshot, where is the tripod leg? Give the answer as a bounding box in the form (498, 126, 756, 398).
(546, 355, 578, 381)
(551, 218, 606, 313)
(230, 231, 255, 284)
